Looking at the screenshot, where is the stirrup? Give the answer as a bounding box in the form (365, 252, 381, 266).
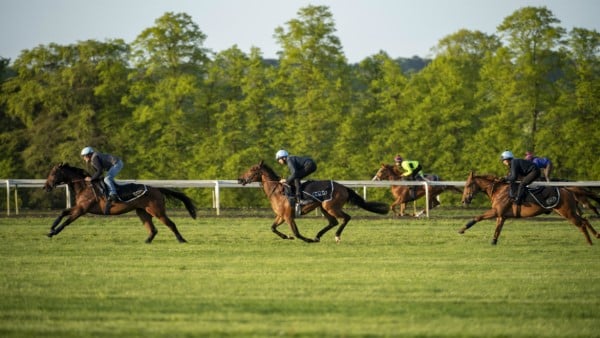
(295, 203, 302, 217)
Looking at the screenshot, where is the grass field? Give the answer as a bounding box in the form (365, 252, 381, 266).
(0, 211, 599, 337)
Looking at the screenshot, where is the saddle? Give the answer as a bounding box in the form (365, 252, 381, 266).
(96, 180, 148, 202)
(285, 180, 335, 205)
(509, 183, 560, 209)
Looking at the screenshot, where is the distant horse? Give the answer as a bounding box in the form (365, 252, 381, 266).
(555, 185, 600, 216)
(44, 163, 196, 243)
(460, 171, 599, 245)
(372, 164, 462, 217)
(238, 160, 389, 243)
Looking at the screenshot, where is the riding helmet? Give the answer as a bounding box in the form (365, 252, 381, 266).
(81, 146, 94, 156)
(394, 155, 403, 163)
(500, 150, 514, 160)
(275, 149, 289, 160)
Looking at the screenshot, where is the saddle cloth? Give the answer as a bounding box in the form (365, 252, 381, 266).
(510, 183, 560, 209)
(298, 180, 335, 203)
(97, 181, 148, 202)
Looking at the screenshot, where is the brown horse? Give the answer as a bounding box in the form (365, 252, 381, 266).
(564, 186, 600, 216)
(44, 163, 197, 243)
(238, 160, 389, 243)
(459, 171, 599, 245)
(372, 164, 462, 216)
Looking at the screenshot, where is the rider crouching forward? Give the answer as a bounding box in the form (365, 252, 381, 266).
(500, 150, 540, 205)
(276, 149, 317, 216)
(81, 146, 123, 201)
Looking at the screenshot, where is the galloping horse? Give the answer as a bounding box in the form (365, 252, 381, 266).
(460, 171, 599, 245)
(44, 163, 197, 243)
(372, 164, 462, 217)
(238, 160, 389, 243)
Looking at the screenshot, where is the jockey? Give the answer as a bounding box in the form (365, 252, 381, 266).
(500, 150, 540, 205)
(276, 149, 317, 216)
(525, 151, 553, 182)
(394, 155, 425, 181)
(81, 146, 123, 201)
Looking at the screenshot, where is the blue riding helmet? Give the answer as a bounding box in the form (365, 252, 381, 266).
(81, 146, 94, 156)
(500, 150, 514, 160)
(276, 149, 289, 160)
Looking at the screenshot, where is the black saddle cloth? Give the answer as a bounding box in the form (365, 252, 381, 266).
(510, 183, 560, 209)
(297, 180, 335, 203)
(97, 181, 148, 202)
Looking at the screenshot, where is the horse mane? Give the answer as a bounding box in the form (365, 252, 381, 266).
(259, 162, 281, 181)
(59, 162, 89, 178)
(474, 173, 500, 181)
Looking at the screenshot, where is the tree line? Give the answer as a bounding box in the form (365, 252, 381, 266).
(1, 5, 599, 209)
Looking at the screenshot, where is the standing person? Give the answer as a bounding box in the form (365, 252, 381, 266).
(275, 149, 317, 216)
(525, 151, 553, 182)
(500, 150, 540, 205)
(81, 146, 123, 201)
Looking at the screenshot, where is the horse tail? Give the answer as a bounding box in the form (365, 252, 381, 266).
(347, 188, 389, 215)
(159, 188, 197, 219)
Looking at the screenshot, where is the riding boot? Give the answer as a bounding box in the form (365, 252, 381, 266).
(294, 179, 303, 204)
(104, 198, 112, 215)
(514, 185, 524, 205)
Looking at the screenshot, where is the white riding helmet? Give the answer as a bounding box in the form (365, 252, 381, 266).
(81, 146, 94, 156)
(500, 150, 514, 160)
(275, 149, 289, 160)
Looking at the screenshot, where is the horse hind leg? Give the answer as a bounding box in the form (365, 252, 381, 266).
(136, 209, 158, 243)
(314, 207, 339, 242)
(157, 214, 187, 243)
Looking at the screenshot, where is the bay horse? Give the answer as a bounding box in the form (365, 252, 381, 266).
(460, 171, 599, 245)
(44, 163, 197, 243)
(238, 160, 389, 243)
(372, 164, 462, 217)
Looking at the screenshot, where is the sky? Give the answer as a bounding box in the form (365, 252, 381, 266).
(1, 0, 599, 64)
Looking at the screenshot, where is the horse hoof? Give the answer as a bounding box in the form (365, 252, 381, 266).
(313, 237, 320, 243)
(335, 236, 341, 243)
(458, 229, 465, 234)
(46, 232, 54, 238)
(491, 239, 498, 245)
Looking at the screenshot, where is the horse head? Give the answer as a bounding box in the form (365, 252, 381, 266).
(461, 171, 477, 205)
(372, 163, 399, 181)
(44, 163, 69, 191)
(238, 160, 266, 186)
(44, 163, 88, 191)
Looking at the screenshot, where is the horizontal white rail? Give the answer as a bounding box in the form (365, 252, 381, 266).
(2, 179, 600, 217)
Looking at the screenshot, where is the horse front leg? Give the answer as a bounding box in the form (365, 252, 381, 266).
(271, 216, 292, 240)
(458, 209, 498, 234)
(286, 218, 315, 243)
(47, 208, 83, 238)
(491, 217, 507, 245)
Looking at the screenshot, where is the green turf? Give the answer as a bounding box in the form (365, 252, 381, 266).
(0, 213, 598, 337)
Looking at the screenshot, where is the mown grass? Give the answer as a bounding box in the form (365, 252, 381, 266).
(0, 212, 599, 337)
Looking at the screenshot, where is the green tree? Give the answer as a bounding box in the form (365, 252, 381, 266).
(545, 28, 600, 178)
(123, 12, 209, 178)
(271, 5, 352, 176)
(1, 40, 130, 176)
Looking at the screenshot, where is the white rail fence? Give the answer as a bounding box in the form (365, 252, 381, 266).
(2, 179, 600, 217)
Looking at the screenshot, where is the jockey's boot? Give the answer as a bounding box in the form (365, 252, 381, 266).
(514, 185, 524, 205)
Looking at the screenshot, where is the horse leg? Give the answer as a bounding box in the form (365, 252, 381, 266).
(491, 217, 507, 245)
(333, 212, 352, 243)
(136, 209, 158, 244)
(156, 214, 187, 243)
(49, 209, 69, 232)
(458, 209, 498, 234)
(554, 208, 594, 245)
(271, 216, 293, 240)
(47, 208, 83, 238)
(314, 207, 339, 242)
(285, 217, 314, 243)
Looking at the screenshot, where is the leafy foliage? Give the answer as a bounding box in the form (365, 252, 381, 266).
(1, 6, 599, 209)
